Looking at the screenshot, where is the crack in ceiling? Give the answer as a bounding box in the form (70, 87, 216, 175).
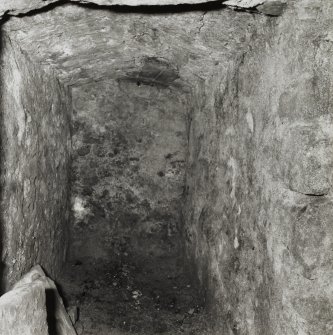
(0, 0, 286, 22)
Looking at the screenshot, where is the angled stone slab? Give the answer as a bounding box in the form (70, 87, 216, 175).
(223, 0, 264, 7)
(0, 279, 49, 335)
(14, 265, 77, 335)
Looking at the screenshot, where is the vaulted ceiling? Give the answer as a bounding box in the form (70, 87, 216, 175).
(3, 3, 264, 87)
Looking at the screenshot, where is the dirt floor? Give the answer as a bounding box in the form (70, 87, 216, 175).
(58, 253, 212, 335)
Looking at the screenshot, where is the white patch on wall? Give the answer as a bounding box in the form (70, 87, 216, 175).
(8, 66, 26, 144)
(227, 157, 238, 201)
(246, 111, 254, 133)
(11, 67, 22, 105)
(325, 31, 333, 42)
(234, 228, 239, 249)
(72, 196, 90, 221)
(92, 123, 106, 134)
(225, 126, 236, 136)
(53, 42, 73, 57)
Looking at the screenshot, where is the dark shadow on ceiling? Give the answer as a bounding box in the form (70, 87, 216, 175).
(1, 0, 259, 21)
(70, 1, 228, 14)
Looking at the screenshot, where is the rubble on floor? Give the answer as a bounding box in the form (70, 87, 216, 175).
(59, 255, 213, 335)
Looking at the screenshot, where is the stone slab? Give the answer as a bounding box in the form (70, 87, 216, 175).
(14, 265, 77, 335)
(0, 279, 49, 335)
(223, 0, 264, 7)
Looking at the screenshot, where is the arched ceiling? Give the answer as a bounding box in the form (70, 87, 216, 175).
(3, 3, 266, 86)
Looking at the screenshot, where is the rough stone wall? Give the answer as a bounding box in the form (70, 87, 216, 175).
(184, 61, 255, 333)
(184, 1, 333, 334)
(2, 5, 259, 85)
(3, 4, 260, 268)
(0, 34, 72, 291)
(70, 78, 189, 261)
(2, 2, 332, 334)
(72, 77, 187, 259)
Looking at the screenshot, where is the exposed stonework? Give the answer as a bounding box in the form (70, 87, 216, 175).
(0, 265, 77, 335)
(3, 4, 261, 269)
(3, 4, 259, 85)
(0, 0, 58, 19)
(70, 78, 189, 261)
(1, 1, 332, 334)
(224, 0, 263, 6)
(0, 33, 72, 291)
(0, 278, 48, 335)
(14, 265, 77, 335)
(184, 1, 333, 334)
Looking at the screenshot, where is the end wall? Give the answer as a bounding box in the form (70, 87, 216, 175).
(70, 76, 189, 262)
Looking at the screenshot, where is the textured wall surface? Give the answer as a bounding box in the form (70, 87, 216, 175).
(70, 78, 189, 260)
(4, 4, 260, 267)
(0, 35, 72, 291)
(3, 4, 259, 85)
(184, 1, 333, 334)
(1, 1, 332, 334)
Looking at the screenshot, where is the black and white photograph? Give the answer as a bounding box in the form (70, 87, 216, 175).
(0, 0, 332, 334)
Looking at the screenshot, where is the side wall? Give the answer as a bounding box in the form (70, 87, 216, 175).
(184, 2, 333, 334)
(0, 34, 72, 291)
